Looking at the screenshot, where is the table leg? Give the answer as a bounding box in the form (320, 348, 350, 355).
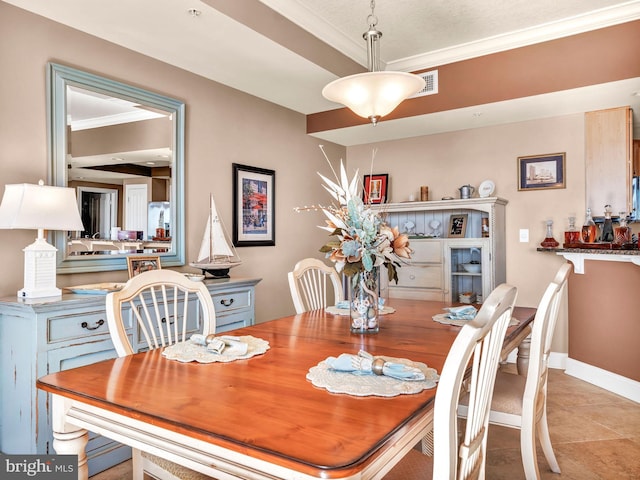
(516, 335, 531, 376)
(51, 395, 89, 480)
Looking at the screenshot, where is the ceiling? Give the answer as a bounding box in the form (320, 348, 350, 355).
(5, 0, 640, 145)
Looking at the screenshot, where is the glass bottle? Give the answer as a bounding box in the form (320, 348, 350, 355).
(601, 205, 614, 243)
(614, 212, 631, 245)
(540, 220, 559, 248)
(563, 216, 580, 245)
(581, 208, 597, 243)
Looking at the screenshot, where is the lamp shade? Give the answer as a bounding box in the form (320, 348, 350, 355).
(0, 182, 84, 232)
(322, 71, 425, 124)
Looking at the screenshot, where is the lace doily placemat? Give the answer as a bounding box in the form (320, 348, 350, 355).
(307, 356, 439, 397)
(325, 305, 396, 316)
(162, 336, 270, 363)
(432, 313, 519, 327)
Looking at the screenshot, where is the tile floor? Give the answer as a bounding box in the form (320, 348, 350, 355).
(91, 368, 640, 480)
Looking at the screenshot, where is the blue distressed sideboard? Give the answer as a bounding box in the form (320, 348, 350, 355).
(0, 276, 260, 476)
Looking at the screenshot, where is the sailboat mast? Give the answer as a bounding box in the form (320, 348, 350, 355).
(209, 194, 214, 260)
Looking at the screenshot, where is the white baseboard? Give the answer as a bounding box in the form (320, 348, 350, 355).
(565, 358, 640, 404)
(505, 350, 566, 369)
(505, 351, 639, 403)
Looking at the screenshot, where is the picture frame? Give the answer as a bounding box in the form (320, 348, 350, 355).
(363, 173, 389, 204)
(127, 256, 161, 278)
(517, 152, 566, 191)
(232, 163, 276, 247)
(448, 214, 468, 238)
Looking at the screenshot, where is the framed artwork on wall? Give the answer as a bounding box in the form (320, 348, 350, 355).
(517, 152, 566, 191)
(232, 163, 276, 247)
(448, 214, 468, 238)
(127, 256, 161, 278)
(363, 174, 389, 204)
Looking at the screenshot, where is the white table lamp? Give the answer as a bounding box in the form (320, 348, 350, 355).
(0, 181, 84, 298)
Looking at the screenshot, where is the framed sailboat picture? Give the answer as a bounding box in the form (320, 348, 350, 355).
(232, 163, 276, 247)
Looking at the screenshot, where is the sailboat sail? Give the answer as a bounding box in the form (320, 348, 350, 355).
(190, 195, 241, 276)
(196, 196, 235, 262)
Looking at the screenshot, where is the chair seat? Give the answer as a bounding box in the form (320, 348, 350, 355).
(141, 452, 215, 480)
(491, 370, 526, 416)
(384, 449, 433, 480)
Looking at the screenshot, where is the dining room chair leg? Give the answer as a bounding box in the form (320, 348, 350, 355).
(538, 407, 561, 473)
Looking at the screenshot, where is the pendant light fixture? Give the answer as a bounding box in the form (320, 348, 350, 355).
(322, 0, 426, 126)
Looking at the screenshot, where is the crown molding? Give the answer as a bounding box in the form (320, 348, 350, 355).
(261, 0, 640, 73)
(388, 2, 640, 71)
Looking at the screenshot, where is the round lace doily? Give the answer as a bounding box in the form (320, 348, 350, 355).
(307, 356, 439, 397)
(162, 336, 270, 363)
(432, 313, 519, 327)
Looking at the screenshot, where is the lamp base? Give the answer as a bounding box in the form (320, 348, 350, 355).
(19, 236, 62, 299)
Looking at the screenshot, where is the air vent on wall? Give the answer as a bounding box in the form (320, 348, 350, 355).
(411, 70, 438, 97)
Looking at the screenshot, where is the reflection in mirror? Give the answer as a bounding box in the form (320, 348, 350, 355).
(48, 63, 185, 273)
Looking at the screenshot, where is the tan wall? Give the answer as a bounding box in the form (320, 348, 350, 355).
(347, 114, 585, 353)
(0, 2, 343, 322)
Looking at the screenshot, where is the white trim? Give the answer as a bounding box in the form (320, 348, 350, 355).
(505, 350, 566, 370)
(391, 2, 640, 71)
(566, 358, 640, 403)
(261, 0, 640, 72)
(557, 251, 640, 274)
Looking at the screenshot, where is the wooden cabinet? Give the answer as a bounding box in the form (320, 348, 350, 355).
(0, 277, 260, 476)
(377, 198, 506, 303)
(585, 106, 633, 216)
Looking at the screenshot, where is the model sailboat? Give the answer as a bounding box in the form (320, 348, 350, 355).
(189, 195, 241, 278)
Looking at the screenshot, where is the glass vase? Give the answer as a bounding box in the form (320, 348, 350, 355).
(349, 269, 379, 334)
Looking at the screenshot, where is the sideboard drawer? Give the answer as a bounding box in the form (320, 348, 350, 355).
(48, 310, 113, 344)
(211, 289, 251, 314)
(409, 240, 442, 263)
(394, 265, 443, 289)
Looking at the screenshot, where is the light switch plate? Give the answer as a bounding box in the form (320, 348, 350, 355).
(519, 229, 529, 242)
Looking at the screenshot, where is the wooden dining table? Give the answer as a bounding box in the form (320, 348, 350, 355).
(37, 299, 535, 480)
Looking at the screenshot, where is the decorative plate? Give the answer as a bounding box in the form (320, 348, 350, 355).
(306, 356, 439, 397)
(162, 335, 270, 363)
(478, 180, 495, 198)
(66, 283, 125, 295)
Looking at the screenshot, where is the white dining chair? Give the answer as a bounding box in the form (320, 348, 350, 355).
(287, 257, 344, 313)
(459, 263, 571, 479)
(106, 268, 218, 480)
(384, 283, 518, 479)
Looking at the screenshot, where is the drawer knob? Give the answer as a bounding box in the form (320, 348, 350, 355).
(409, 275, 416, 280)
(220, 298, 234, 307)
(81, 319, 105, 331)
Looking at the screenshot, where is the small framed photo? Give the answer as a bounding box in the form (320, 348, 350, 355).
(232, 163, 276, 247)
(363, 174, 389, 204)
(127, 256, 161, 278)
(518, 152, 566, 191)
(448, 214, 468, 238)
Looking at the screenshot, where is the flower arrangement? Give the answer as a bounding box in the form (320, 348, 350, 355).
(310, 147, 411, 283)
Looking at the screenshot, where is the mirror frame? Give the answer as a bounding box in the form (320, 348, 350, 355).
(47, 62, 185, 273)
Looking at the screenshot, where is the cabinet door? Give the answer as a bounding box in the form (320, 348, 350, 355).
(585, 107, 632, 215)
(446, 239, 491, 303)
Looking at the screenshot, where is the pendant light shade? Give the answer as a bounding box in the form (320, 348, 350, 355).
(321, 1, 425, 125)
(322, 71, 426, 125)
